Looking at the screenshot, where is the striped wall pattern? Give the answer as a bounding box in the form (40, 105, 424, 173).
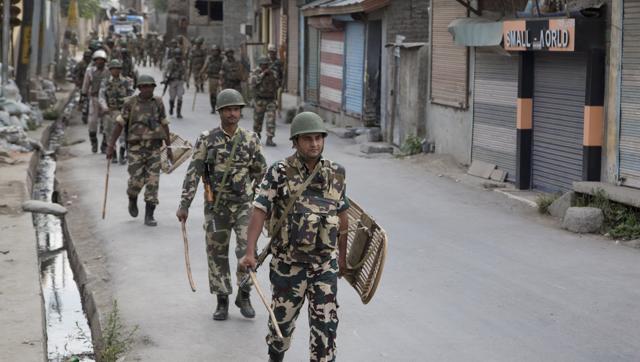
(320, 31, 345, 112)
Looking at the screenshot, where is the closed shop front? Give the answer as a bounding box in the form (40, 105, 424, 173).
(620, 0, 640, 187)
(344, 21, 365, 115)
(472, 49, 518, 181)
(319, 31, 345, 112)
(532, 53, 586, 192)
(305, 25, 320, 104)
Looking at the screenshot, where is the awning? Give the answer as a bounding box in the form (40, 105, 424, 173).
(447, 18, 504, 47)
(302, 0, 390, 17)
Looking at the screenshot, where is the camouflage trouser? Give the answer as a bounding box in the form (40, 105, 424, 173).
(267, 257, 339, 362)
(204, 201, 253, 295)
(103, 111, 126, 147)
(169, 80, 185, 102)
(253, 98, 276, 138)
(88, 96, 101, 133)
(127, 140, 162, 205)
(192, 69, 204, 87)
(208, 78, 220, 110)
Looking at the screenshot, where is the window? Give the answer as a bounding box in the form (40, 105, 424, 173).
(195, 0, 223, 21)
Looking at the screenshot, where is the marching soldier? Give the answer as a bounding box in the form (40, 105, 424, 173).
(176, 89, 266, 321)
(189, 37, 207, 93)
(241, 112, 350, 362)
(120, 46, 137, 82)
(164, 47, 188, 118)
(199, 44, 223, 114)
(106, 75, 173, 227)
(98, 59, 134, 165)
(81, 50, 110, 153)
(73, 50, 92, 89)
(267, 44, 283, 82)
(251, 57, 279, 146)
(220, 48, 243, 93)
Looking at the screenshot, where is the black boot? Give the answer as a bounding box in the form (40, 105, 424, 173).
(268, 349, 285, 362)
(177, 100, 183, 119)
(100, 135, 107, 154)
(119, 146, 127, 165)
(128, 196, 138, 217)
(144, 202, 157, 226)
(213, 295, 229, 321)
(210, 94, 216, 114)
(266, 137, 277, 147)
(235, 290, 255, 318)
(89, 132, 98, 153)
(169, 100, 174, 115)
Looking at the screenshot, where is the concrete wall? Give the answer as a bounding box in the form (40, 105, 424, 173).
(386, 0, 430, 43)
(187, 0, 249, 50)
(604, 0, 620, 184)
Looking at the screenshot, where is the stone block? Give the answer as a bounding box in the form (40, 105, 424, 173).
(489, 169, 507, 182)
(468, 160, 496, 179)
(562, 207, 603, 234)
(549, 191, 574, 218)
(329, 127, 356, 139)
(360, 142, 394, 154)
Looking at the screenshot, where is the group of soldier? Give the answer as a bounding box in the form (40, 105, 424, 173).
(72, 30, 346, 362)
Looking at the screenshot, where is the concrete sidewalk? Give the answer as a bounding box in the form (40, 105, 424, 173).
(0, 148, 46, 361)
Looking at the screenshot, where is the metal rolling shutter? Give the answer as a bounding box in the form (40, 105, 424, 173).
(472, 50, 518, 181)
(431, 0, 468, 108)
(532, 52, 586, 192)
(620, 1, 640, 187)
(306, 25, 320, 104)
(344, 22, 365, 115)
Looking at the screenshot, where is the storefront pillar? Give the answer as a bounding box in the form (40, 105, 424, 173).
(583, 48, 605, 181)
(516, 52, 534, 190)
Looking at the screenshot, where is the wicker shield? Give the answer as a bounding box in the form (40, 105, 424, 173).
(344, 198, 387, 304)
(160, 133, 193, 174)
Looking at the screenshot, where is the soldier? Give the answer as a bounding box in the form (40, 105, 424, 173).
(120, 47, 137, 83)
(240, 112, 349, 362)
(189, 37, 207, 93)
(267, 44, 283, 82)
(220, 49, 243, 93)
(73, 50, 93, 89)
(144, 33, 154, 66)
(106, 75, 173, 227)
(251, 57, 279, 146)
(176, 89, 266, 321)
(98, 59, 134, 165)
(199, 44, 223, 114)
(81, 50, 110, 153)
(163, 47, 188, 118)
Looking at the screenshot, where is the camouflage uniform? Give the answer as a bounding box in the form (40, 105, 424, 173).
(269, 56, 284, 83)
(98, 74, 134, 152)
(82, 65, 110, 134)
(179, 127, 266, 295)
(189, 45, 207, 91)
(116, 95, 169, 205)
(73, 58, 90, 88)
(164, 57, 187, 103)
(220, 56, 243, 93)
(202, 52, 223, 111)
(251, 66, 279, 138)
(253, 153, 349, 361)
(121, 52, 136, 80)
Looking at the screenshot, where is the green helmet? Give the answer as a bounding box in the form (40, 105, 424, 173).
(216, 89, 245, 111)
(290, 112, 327, 140)
(108, 59, 123, 69)
(83, 50, 93, 59)
(258, 56, 270, 65)
(225, 48, 234, 55)
(196, 36, 204, 44)
(137, 74, 156, 87)
(174, 47, 182, 56)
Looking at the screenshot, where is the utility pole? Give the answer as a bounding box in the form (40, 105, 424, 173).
(1, 0, 11, 98)
(16, 0, 34, 100)
(29, 0, 42, 78)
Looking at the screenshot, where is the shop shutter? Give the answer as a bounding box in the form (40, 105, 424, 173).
(472, 50, 518, 181)
(344, 22, 365, 115)
(431, 0, 468, 108)
(305, 25, 320, 104)
(320, 31, 345, 112)
(620, 1, 640, 187)
(532, 52, 586, 192)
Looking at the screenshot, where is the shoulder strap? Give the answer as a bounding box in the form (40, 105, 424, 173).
(269, 158, 322, 238)
(212, 130, 243, 210)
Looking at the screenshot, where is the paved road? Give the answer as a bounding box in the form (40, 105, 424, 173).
(58, 66, 640, 361)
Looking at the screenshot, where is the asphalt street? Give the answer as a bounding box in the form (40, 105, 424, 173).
(58, 65, 640, 361)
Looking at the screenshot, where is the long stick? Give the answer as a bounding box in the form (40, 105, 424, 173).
(181, 221, 196, 292)
(101, 161, 110, 219)
(192, 87, 197, 111)
(249, 270, 283, 339)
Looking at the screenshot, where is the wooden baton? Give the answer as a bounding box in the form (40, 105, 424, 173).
(181, 221, 196, 292)
(101, 161, 111, 220)
(249, 270, 283, 339)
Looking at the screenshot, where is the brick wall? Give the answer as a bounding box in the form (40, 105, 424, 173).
(386, 0, 430, 43)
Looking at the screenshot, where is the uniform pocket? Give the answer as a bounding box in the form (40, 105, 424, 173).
(289, 212, 321, 252)
(317, 214, 339, 252)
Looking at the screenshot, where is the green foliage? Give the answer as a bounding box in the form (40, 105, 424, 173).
(573, 188, 640, 240)
(536, 193, 559, 215)
(78, 0, 101, 19)
(400, 135, 423, 156)
(153, 0, 169, 13)
(42, 109, 60, 120)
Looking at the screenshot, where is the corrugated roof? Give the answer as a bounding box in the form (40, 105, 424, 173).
(302, 0, 389, 16)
